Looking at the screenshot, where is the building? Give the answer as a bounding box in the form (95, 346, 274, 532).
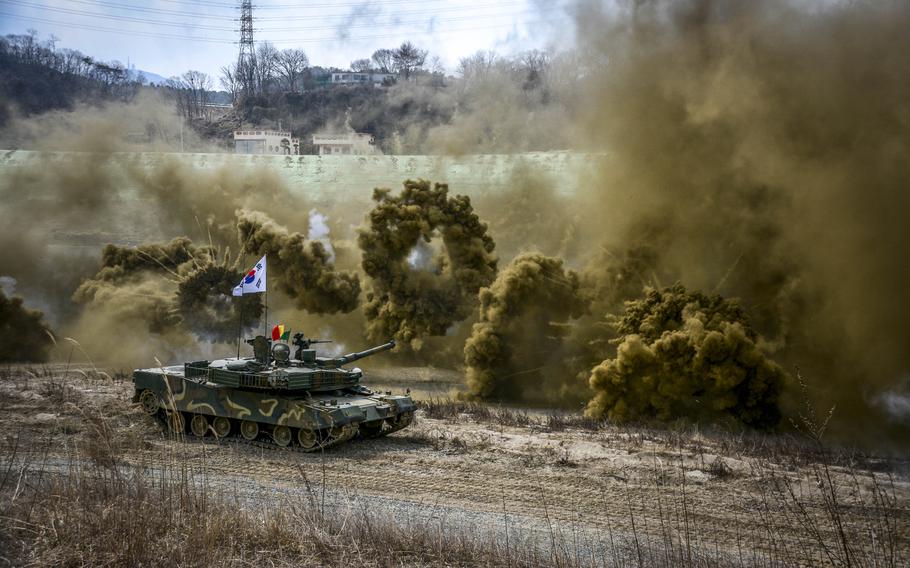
(330, 72, 394, 87)
(312, 133, 377, 156)
(234, 130, 300, 155)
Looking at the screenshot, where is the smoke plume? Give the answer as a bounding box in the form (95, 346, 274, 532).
(73, 238, 262, 341)
(74, 238, 212, 290)
(237, 209, 361, 314)
(463, 253, 588, 402)
(473, 163, 582, 263)
(0, 95, 339, 365)
(0, 289, 54, 363)
(586, 284, 785, 430)
(358, 179, 497, 349)
(71, 238, 208, 335)
(177, 264, 263, 343)
(569, 0, 910, 442)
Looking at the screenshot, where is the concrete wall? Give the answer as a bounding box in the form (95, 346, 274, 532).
(0, 150, 599, 201)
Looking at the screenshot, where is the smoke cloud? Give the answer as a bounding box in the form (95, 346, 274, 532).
(0, 94, 352, 366)
(0, 0, 907, 446)
(74, 238, 262, 342)
(237, 209, 361, 315)
(473, 162, 582, 263)
(0, 289, 54, 363)
(357, 179, 497, 350)
(177, 264, 263, 343)
(463, 253, 588, 403)
(586, 284, 785, 430)
(565, 0, 910, 443)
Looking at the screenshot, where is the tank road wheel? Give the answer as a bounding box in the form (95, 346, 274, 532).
(190, 414, 209, 437)
(297, 428, 318, 450)
(139, 390, 160, 415)
(360, 420, 385, 438)
(167, 412, 185, 434)
(212, 417, 231, 438)
(240, 420, 259, 441)
(272, 425, 292, 447)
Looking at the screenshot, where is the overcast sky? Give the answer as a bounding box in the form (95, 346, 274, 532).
(0, 0, 575, 80)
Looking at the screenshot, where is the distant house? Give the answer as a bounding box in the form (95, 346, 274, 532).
(312, 133, 377, 155)
(330, 72, 394, 87)
(234, 130, 300, 155)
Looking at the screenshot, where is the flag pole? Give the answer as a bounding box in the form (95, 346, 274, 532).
(236, 296, 243, 359)
(263, 290, 268, 340)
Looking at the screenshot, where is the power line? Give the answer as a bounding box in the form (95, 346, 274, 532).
(16, 0, 540, 22)
(157, 0, 534, 10)
(3, 0, 565, 35)
(257, 2, 541, 22)
(0, 11, 234, 43)
(0, 5, 570, 45)
(1, 10, 570, 44)
(15, 0, 238, 21)
(5, 1, 238, 30)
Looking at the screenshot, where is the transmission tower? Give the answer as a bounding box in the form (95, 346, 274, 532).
(237, 0, 255, 99)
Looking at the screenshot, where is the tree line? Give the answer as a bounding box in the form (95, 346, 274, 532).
(0, 30, 144, 121)
(218, 41, 435, 105)
(1, 29, 581, 153)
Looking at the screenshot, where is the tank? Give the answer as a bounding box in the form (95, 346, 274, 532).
(132, 333, 415, 451)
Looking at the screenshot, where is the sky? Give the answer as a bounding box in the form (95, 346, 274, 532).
(0, 0, 576, 80)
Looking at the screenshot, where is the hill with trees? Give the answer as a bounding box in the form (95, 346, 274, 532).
(0, 32, 580, 154)
(0, 30, 144, 126)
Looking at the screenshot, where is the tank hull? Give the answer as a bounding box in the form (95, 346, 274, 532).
(133, 365, 415, 449)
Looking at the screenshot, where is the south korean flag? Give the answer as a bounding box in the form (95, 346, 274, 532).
(232, 255, 267, 296)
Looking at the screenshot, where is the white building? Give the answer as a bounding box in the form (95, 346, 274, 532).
(330, 72, 394, 86)
(234, 130, 300, 155)
(312, 133, 377, 156)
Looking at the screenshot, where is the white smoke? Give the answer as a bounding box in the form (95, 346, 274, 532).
(0, 276, 16, 296)
(875, 377, 910, 424)
(406, 239, 435, 270)
(307, 209, 335, 263)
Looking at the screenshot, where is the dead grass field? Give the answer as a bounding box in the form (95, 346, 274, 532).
(1, 364, 908, 567)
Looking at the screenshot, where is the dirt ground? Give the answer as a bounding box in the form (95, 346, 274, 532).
(1, 364, 908, 566)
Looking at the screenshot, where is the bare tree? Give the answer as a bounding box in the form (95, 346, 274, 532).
(517, 49, 551, 90)
(371, 48, 395, 73)
(168, 70, 212, 119)
(392, 41, 427, 80)
(276, 48, 308, 92)
(458, 50, 499, 81)
(350, 58, 372, 72)
(254, 41, 279, 96)
(428, 55, 446, 88)
(0, 30, 143, 105)
(220, 64, 239, 105)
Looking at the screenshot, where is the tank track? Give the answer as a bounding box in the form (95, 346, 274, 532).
(150, 409, 413, 454)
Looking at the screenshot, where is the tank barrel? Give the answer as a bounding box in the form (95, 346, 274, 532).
(338, 340, 396, 365)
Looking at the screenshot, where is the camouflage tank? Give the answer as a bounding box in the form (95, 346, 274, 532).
(132, 333, 415, 451)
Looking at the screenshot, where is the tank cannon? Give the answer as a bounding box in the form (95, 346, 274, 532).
(315, 339, 396, 368)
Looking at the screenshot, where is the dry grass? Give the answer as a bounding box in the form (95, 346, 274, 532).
(1, 431, 904, 567)
(0, 431, 727, 568)
(418, 397, 537, 427)
(0, 369, 907, 567)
